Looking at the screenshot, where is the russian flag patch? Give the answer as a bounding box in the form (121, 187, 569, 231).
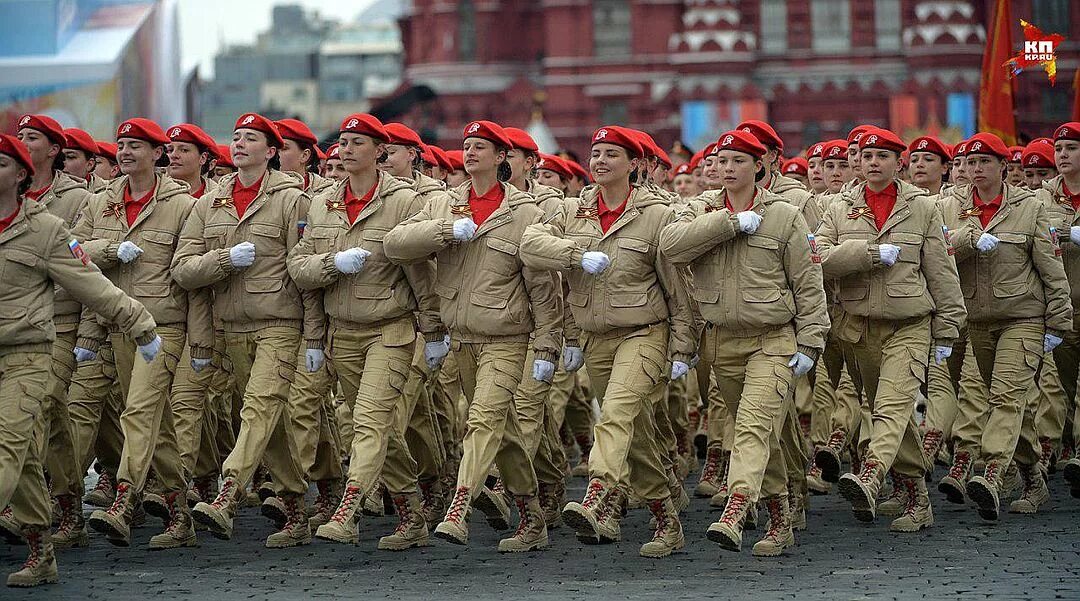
(68, 239, 90, 266)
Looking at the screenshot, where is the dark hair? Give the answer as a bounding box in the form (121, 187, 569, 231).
(301, 142, 320, 173)
(497, 160, 512, 182)
(51, 152, 65, 173)
(411, 148, 424, 172)
(268, 152, 281, 171)
(17, 173, 31, 196)
(155, 146, 170, 168)
(755, 165, 767, 181)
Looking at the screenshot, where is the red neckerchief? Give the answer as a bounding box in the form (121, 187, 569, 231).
(26, 182, 52, 201)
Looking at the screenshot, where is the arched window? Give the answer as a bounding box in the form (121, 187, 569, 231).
(458, 0, 476, 61)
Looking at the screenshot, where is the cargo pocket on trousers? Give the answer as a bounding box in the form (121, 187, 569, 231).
(1021, 337, 1043, 371)
(907, 347, 928, 398)
(277, 350, 297, 383)
(387, 355, 410, 396)
(772, 365, 793, 403)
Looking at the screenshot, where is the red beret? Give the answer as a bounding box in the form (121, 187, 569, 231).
(964, 132, 1009, 159)
(858, 127, 905, 154)
(419, 144, 437, 166)
(737, 120, 783, 150)
(847, 125, 874, 145)
(536, 153, 572, 180)
(821, 140, 849, 160)
(688, 150, 704, 171)
(274, 119, 318, 146)
(215, 145, 235, 168)
(672, 163, 691, 176)
(782, 157, 808, 177)
(1007, 145, 1024, 163)
(17, 114, 66, 147)
(235, 113, 284, 148)
(1021, 143, 1055, 169)
(703, 141, 719, 157)
(463, 120, 512, 148)
(444, 150, 464, 170)
(504, 127, 538, 153)
(339, 113, 388, 142)
(563, 157, 589, 182)
(167, 123, 217, 152)
(907, 136, 950, 161)
(631, 131, 657, 158)
(63, 128, 98, 155)
(715, 129, 767, 158)
(429, 145, 453, 172)
(384, 122, 422, 147)
(952, 139, 969, 159)
(806, 141, 827, 160)
(1031, 137, 1054, 149)
(591, 126, 643, 158)
(655, 146, 672, 169)
(326, 144, 340, 159)
(315, 145, 326, 161)
(1054, 122, 1080, 142)
(0, 134, 35, 177)
(117, 118, 169, 145)
(96, 141, 117, 162)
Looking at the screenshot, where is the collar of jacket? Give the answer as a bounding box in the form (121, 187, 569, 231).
(578, 183, 668, 212)
(525, 179, 564, 203)
(411, 171, 445, 195)
(104, 172, 188, 204)
(0, 196, 48, 245)
(958, 182, 1034, 211)
(843, 178, 926, 208)
(700, 185, 785, 212)
(766, 171, 806, 195)
(326, 169, 413, 204)
(213, 169, 302, 202)
(446, 180, 534, 209)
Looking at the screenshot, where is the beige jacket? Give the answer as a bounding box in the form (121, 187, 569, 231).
(383, 181, 561, 361)
(940, 184, 1071, 333)
(73, 174, 212, 355)
(287, 172, 443, 340)
(767, 171, 821, 231)
(0, 199, 156, 355)
(37, 170, 91, 328)
(816, 179, 966, 345)
(660, 187, 830, 357)
(1036, 176, 1080, 316)
(519, 184, 697, 362)
(172, 170, 324, 347)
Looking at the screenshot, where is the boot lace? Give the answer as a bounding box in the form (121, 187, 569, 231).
(764, 497, 784, 538)
(922, 429, 943, 458)
(900, 478, 918, 514)
(107, 483, 131, 516)
(210, 479, 236, 510)
(826, 429, 847, 452)
(857, 460, 881, 484)
(331, 486, 362, 524)
(720, 492, 748, 525)
(392, 496, 413, 535)
(445, 487, 470, 524)
(983, 462, 1002, 487)
(21, 530, 42, 569)
(700, 449, 721, 483)
(1039, 439, 1054, 467)
(92, 472, 114, 497)
(948, 452, 972, 481)
(648, 501, 668, 537)
(582, 479, 605, 510)
(511, 498, 531, 537)
(163, 492, 187, 535)
(55, 497, 79, 534)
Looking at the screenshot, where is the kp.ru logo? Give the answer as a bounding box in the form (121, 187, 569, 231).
(1005, 20, 1064, 85)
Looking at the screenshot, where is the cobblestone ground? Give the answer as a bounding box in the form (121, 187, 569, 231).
(3, 468, 1078, 600)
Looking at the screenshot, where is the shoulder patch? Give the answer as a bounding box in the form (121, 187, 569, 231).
(68, 239, 90, 266)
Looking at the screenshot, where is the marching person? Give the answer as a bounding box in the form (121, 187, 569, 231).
(173, 113, 317, 548)
(212, 145, 237, 180)
(0, 134, 158, 587)
(73, 118, 211, 549)
(384, 120, 561, 552)
(92, 141, 119, 189)
(939, 132, 1071, 520)
(907, 136, 950, 197)
(519, 125, 696, 558)
(815, 127, 966, 533)
(660, 130, 828, 556)
(1023, 141, 1058, 190)
(806, 143, 828, 195)
(325, 144, 346, 181)
(276, 118, 335, 196)
(61, 128, 99, 183)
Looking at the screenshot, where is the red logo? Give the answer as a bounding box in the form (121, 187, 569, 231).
(1006, 20, 1064, 85)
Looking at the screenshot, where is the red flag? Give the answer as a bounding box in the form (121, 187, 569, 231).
(1073, 67, 1080, 121)
(978, 0, 1016, 144)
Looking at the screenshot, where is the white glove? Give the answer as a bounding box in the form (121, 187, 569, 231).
(116, 241, 143, 263)
(976, 232, 999, 253)
(334, 247, 370, 274)
(532, 359, 555, 383)
(138, 336, 162, 363)
(1045, 333, 1063, 353)
(424, 339, 450, 370)
(1070, 226, 1080, 246)
(305, 348, 325, 372)
(563, 346, 584, 372)
(581, 251, 610, 275)
(452, 217, 478, 241)
(671, 360, 690, 380)
(878, 243, 900, 266)
(736, 211, 762, 235)
(191, 358, 212, 373)
(934, 345, 952, 365)
(787, 352, 814, 378)
(229, 241, 256, 268)
(73, 347, 97, 363)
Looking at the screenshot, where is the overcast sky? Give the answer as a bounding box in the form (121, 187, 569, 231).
(178, 0, 376, 76)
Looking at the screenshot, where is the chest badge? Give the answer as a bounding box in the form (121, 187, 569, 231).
(103, 202, 124, 220)
(847, 206, 873, 220)
(575, 206, 598, 219)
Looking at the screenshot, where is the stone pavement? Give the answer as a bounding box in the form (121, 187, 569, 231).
(3, 470, 1078, 600)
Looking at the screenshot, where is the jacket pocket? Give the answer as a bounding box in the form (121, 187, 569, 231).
(609, 292, 648, 308)
(762, 326, 797, 356)
(742, 287, 782, 303)
(886, 282, 925, 298)
(484, 237, 520, 275)
(470, 291, 508, 309)
(435, 283, 458, 300)
(992, 280, 1027, 298)
(567, 290, 590, 307)
(890, 232, 922, 263)
(353, 284, 392, 300)
(1, 249, 39, 286)
(133, 283, 172, 298)
(615, 237, 651, 273)
(245, 278, 283, 294)
(995, 232, 1029, 264)
(838, 275, 868, 301)
(250, 223, 283, 239)
(310, 228, 338, 254)
(691, 288, 721, 304)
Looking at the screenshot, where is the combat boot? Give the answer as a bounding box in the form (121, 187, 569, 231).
(877, 470, 908, 517)
(361, 481, 385, 517)
(191, 477, 241, 540)
(83, 470, 116, 508)
(307, 479, 341, 528)
(51, 495, 88, 550)
(5, 527, 57, 588)
(814, 429, 848, 483)
(149, 491, 197, 550)
(1038, 437, 1054, 475)
(88, 482, 138, 546)
(315, 484, 364, 544)
(640, 498, 684, 558)
(668, 469, 689, 513)
(0, 506, 20, 545)
(593, 486, 626, 544)
(889, 476, 933, 532)
(419, 478, 446, 525)
(379, 493, 430, 551)
(1001, 463, 1021, 500)
(562, 478, 610, 543)
(788, 484, 807, 531)
(708, 457, 732, 508)
(707, 488, 751, 552)
(1056, 443, 1074, 471)
(570, 433, 592, 477)
(1063, 457, 1080, 498)
(1009, 464, 1049, 514)
(260, 496, 287, 530)
(471, 485, 511, 531)
(498, 496, 548, 553)
(806, 463, 830, 495)
(434, 486, 472, 545)
(694, 447, 725, 498)
(143, 472, 169, 523)
(966, 461, 1004, 521)
(938, 450, 973, 504)
(189, 476, 216, 508)
(837, 459, 885, 522)
(265, 494, 311, 548)
(537, 482, 561, 530)
(921, 429, 944, 474)
(752, 495, 794, 557)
